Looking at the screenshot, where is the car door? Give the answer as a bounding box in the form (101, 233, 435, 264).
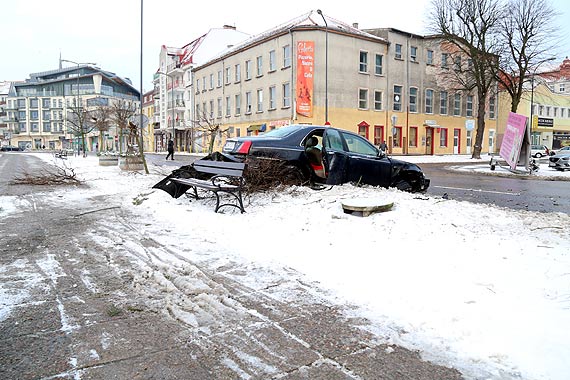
(321, 128, 349, 184)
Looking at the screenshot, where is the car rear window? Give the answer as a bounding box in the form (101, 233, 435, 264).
(261, 125, 299, 138)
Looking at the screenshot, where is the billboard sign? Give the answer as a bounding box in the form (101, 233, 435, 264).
(499, 112, 528, 170)
(296, 41, 314, 117)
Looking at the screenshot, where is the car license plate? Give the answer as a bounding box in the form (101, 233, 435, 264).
(549, 162, 555, 167)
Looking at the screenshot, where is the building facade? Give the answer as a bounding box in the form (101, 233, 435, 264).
(141, 89, 155, 152)
(5, 64, 140, 151)
(188, 11, 498, 155)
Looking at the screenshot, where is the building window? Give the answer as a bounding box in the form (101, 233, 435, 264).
(359, 51, 368, 72)
(235, 94, 241, 115)
(440, 128, 448, 147)
(375, 54, 383, 75)
(425, 89, 434, 114)
(283, 45, 291, 68)
(374, 125, 384, 146)
(554, 107, 558, 117)
(30, 99, 38, 108)
(393, 126, 402, 147)
(225, 67, 231, 85)
(43, 122, 51, 132)
(235, 64, 241, 82)
(225, 96, 231, 117)
(427, 50, 434, 65)
(256, 56, 263, 76)
(489, 96, 496, 119)
(257, 89, 263, 112)
(269, 50, 276, 71)
(359, 88, 368, 109)
(374, 90, 383, 111)
(282, 82, 291, 108)
(42, 98, 50, 108)
(269, 86, 276, 109)
(454, 93, 461, 116)
(217, 98, 222, 118)
(409, 87, 418, 113)
(245, 60, 252, 80)
(19, 122, 26, 132)
(202, 76, 206, 91)
(410, 46, 418, 62)
(217, 70, 223, 87)
(441, 53, 449, 69)
(30, 110, 39, 120)
(31, 122, 39, 132)
(393, 85, 402, 111)
(358, 125, 368, 139)
(42, 110, 50, 120)
(209, 100, 214, 119)
(395, 44, 402, 59)
(454, 56, 461, 71)
(245, 91, 252, 113)
(209, 73, 214, 89)
(409, 126, 418, 147)
(466, 95, 474, 117)
(440, 91, 448, 115)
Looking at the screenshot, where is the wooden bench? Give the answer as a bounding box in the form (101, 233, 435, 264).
(170, 160, 247, 213)
(55, 150, 68, 159)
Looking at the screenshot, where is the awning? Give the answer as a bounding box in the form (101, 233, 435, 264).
(248, 123, 267, 132)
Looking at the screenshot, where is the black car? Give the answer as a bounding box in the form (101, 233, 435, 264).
(0, 146, 22, 152)
(222, 125, 430, 192)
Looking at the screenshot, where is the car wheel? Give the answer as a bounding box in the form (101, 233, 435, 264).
(395, 180, 413, 192)
(535, 153, 543, 158)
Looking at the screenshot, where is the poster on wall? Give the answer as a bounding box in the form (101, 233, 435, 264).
(499, 112, 528, 170)
(296, 41, 314, 117)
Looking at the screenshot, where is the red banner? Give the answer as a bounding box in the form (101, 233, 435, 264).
(296, 41, 314, 117)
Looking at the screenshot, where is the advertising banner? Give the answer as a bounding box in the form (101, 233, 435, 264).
(499, 112, 528, 170)
(296, 41, 314, 117)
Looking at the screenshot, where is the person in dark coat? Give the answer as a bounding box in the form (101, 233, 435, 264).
(379, 140, 388, 153)
(166, 139, 174, 160)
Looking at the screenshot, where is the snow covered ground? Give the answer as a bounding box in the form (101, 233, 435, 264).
(2, 153, 569, 380)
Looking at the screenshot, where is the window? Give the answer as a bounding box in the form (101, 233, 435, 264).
(374, 125, 384, 146)
(359, 88, 368, 109)
(539, 105, 544, 115)
(440, 128, 448, 147)
(359, 51, 368, 72)
(427, 50, 434, 65)
(454, 56, 461, 71)
(245, 91, 252, 113)
(42, 98, 50, 108)
(440, 91, 448, 114)
(454, 93, 461, 116)
(217, 98, 222, 118)
(257, 89, 263, 112)
(466, 95, 474, 117)
(42, 110, 50, 120)
(30, 110, 39, 120)
(31, 122, 39, 132)
(375, 54, 383, 75)
(409, 87, 418, 113)
(235, 64, 241, 82)
(30, 99, 38, 108)
(395, 44, 402, 59)
(441, 53, 449, 68)
(19, 122, 26, 132)
(283, 45, 291, 67)
(358, 125, 368, 139)
(202, 76, 206, 91)
(425, 89, 434, 114)
(209, 100, 214, 119)
(554, 107, 558, 117)
(217, 70, 223, 87)
(392, 127, 402, 147)
(282, 82, 291, 108)
(374, 90, 383, 111)
(269, 50, 276, 71)
(256, 56, 263, 76)
(245, 60, 252, 80)
(43, 122, 51, 132)
(393, 85, 402, 111)
(235, 94, 241, 115)
(209, 73, 214, 89)
(409, 127, 418, 147)
(225, 96, 231, 117)
(225, 67, 231, 85)
(489, 96, 496, 119)
(269, 86, 276, 109)
(410, 46, 417, 62)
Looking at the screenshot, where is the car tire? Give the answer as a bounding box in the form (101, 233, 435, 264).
(395, 180, 413, 192)
(534, 153, 542, 158)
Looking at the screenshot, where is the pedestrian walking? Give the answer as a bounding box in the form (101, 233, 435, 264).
(379, 140, 388, 153)
(165, 139, 174, 160)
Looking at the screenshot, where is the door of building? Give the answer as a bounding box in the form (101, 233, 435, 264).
(466, 130, 472, 155)
(453, 128, 461, 154)
(425, 127, 434, 155)
(488, 129, 496, 154)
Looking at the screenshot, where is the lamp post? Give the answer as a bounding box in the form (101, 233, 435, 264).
(317, 9, 328, 124)
(61, 58, 96, 156)
(529, 57, 555, 145)
(157, 71, 175, 149)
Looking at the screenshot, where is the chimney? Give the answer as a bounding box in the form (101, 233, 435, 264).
(353, 23, 359, 29)
(223, 25, 236, 30)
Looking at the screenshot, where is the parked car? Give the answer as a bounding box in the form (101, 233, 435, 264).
(222, 124, 430, 192)
(0, 145, 22, 152)
(549, 152, 570, 171)
(531, 144, 550, 158)
(549, 146, 570, 156)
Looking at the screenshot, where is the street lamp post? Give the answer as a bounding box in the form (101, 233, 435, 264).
(317, 9, 328, 124)
(157, 71, 175, 149)
(61, 58, 96, 156)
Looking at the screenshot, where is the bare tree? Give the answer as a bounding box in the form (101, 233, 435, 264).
(110, 99, 137, 154)
(90, 105, 113, 151)
(496, 0, 559, 113)
(193, 108, 230, 153)
(65, 98, 95, 157)
(429, 0, 503, 158)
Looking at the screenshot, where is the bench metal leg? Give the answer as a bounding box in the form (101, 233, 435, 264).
(213, 190, 245, 213)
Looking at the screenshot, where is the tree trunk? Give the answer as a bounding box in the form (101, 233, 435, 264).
(472, 92, 488, 159)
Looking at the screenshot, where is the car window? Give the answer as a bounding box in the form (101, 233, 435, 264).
(261, 125, 298, 138)
(341, 132, 378, 156)
(324, 129, 344, 151)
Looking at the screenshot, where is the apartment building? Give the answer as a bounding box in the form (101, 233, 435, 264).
(4, 64, 139, 151)
(154, 26, 250, 152)
(141, 89, 155, 152)
(186, 12, 499, 155)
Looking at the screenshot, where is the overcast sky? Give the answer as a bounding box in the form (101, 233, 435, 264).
(2, 0, 569, 93)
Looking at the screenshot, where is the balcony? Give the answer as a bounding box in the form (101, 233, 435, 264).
(167, 62, 184, 74)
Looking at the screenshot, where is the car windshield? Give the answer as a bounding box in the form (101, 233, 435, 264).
(260, 125, 300, 138)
